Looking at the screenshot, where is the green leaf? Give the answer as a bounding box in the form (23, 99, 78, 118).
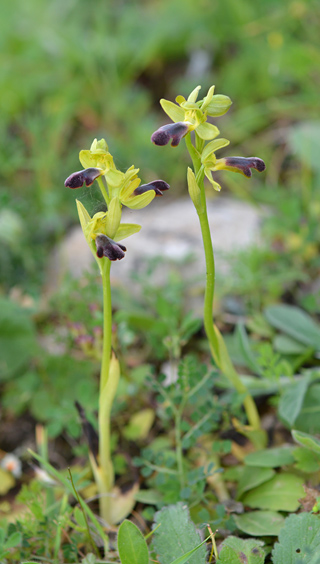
(273, 334, 308, 355)
(160, 99, 185, 123)
(237, 466, 275, 498)
(244, 447, 295, 468)
(264, 305, 320, 350)
(4, 531, 22, 549)
(292, 429, 320, 455)
(206, 95, 232, 117)
(294, 384, 320, 434)
(217, 536, 265, 564)
(134, 489, 164, 505)
(235, 324, 263, 376)
(117, 520, 149, 564)
(293, 447, 320, 473)
(242, 473, 304, 512)
(169, 537, 210, 564)
(234, 511, 284, 537)
(278, 375, 311, 427)
(0, 297, 38, 380)
(152, 503, 206, 564)
(272, 513, 320, 564)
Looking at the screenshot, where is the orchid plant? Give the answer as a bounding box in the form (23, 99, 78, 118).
(151, 85, 267, 447)
(65, 139, 169, 526)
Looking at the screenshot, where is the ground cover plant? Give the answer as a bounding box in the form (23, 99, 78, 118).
(1, 76, 320, 563)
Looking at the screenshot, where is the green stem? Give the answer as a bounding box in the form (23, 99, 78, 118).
(185, 134, 262, 433)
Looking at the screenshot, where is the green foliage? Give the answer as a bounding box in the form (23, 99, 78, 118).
(264, 305, 320, 351)
(118, 520, 149, 564)
(244, 447, 295, 468)
(272, 513, 320, 564)
(0, 297, 38, 381)
(242, 473, 304, 512)
(2, 355, 98, 438)
(234, 511, 284, 537)
(217, 536, 265, 564)
(152, 503, 206, 564)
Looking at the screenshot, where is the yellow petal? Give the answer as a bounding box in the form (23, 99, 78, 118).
(201, 138, 230, 162)
(114, 223, 141, 241)
(124, 190, 155, 209)
(196, 122, 220, 140)
(160, 99, 185, 123)
(187, 85, 201, 103)
(104, 169, 125, 187)
(120, 177, 141, 202)
(204, 168, 221, 191)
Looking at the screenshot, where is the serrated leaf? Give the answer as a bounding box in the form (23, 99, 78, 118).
(292, 429, 320, 455)
(272, 513, 320, 564)
(264, 305, 320, 350)
(152, 503, 206, 564)
(237, 466, 275, 498)
(234, 511, 284, 537)
(242, 473, 304, 512)
(244, 447, 295, 468)
(117, 520, 149, 564)
(217, 536, 265, 564)
(160, 99, 185, 123)
(279, 375, 311, 427)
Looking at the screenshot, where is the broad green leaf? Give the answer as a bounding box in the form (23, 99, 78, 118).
(4, 531, 22, 549)
(234, 511, 284, 537)
(118, 520, 149, 564)
(201, 138, 230, 162)
(134, 489, 164, 505)
(0, 297, 38, 380)
(206, 95, 232, 117)
(292, 429, 320, 455)
(217, 536, 265, 564)
(244, 447, 295, 468)
(272, 513, 320, 564)
(237, 466, 275, 498)
(294, 384, 320, 434)
(293, 447, 320, 473)
(278, 375, 311, 427)
(160, 99, 185, 123)
(242, 473, 304, 512)
(264, 305, 320, 350)
(273, 334, 308, 355)
(196, 122, 220, 140)
(152, 503, 206, 564)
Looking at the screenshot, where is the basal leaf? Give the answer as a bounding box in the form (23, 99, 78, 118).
(292, 429, 320, 455)
(217, 536, 265, 564)
(152, 503, 206, 564)
(117, 520, 149, 564)
(272, 513, 320, 564)
(242, 473, 304, 512)
(234, 511, 284, 537)
(278, 375, 311, 427)
(237, 466, 275, 498)
(264, 305, 320, 350)
(294, 384, 320, 434)
(244, 447, 295, 468)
